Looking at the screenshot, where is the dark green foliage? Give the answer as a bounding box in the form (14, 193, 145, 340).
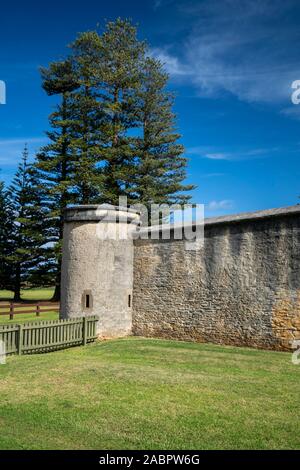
(96, 19, 147, 205)
(68, 31, 105, 203)
(34, 61, 80, 300)
(0, 181, 14, 290)
(8, 145, 49, 300)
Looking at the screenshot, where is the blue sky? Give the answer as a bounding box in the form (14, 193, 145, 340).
(0, 0, 300, 217)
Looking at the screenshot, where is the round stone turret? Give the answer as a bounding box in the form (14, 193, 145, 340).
(60, 204, 140, 337)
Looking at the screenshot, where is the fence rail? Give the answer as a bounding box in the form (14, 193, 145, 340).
(0, 316, 98, 355)
(0, 302, 60, 320)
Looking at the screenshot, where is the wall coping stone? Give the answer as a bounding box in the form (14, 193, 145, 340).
(136, 204, 300, 236)
(65, 204, 300, 231)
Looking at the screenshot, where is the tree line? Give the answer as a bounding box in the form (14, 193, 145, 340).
(0, 19, 195, 301)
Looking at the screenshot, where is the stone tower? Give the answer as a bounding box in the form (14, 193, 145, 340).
(60, 204, 140, 337)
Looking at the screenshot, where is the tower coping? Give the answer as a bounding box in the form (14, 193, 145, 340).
(64, 204, 140, 224)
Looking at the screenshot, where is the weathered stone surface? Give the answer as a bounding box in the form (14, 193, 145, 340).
(61, 205, 139, 337)
(61, 203, 300, 350)
(132, 210, 300, 350)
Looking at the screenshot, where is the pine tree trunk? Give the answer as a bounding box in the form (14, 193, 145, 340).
(51, 271, 61, 302)
(13, 263, 21, 302)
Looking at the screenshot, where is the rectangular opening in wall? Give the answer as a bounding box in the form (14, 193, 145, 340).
(82, 290, 93, 312)
(128, 294, 131, 308)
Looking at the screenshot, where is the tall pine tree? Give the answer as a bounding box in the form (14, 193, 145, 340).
(0, 181, 14, 290)
(8, 145, 47, 300)
(34, 18, 195, 300)
(68, 31, 105, 203)
(34, 60, 79, 300)
(96, 19, 146, 204)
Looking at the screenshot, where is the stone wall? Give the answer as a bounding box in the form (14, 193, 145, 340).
(132, 207, 300, 350)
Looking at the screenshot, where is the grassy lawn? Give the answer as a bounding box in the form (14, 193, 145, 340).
(0, 288, 58, 324)
(0, 337, 299, 450)
(0, 287, 54, 302)
(0, 310, 58, 324)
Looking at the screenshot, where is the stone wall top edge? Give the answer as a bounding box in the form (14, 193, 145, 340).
(204, 204, 300, 226)
(136, 204, 300, 236)
(64, 203, 300, 228)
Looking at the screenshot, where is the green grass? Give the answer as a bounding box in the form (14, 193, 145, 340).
(0, 287, 54, 302)
(0, 337, 299, 450)
(0, 310, 58, 324)
(0, 288, 58, 323)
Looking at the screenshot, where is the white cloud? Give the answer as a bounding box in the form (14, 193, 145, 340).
(206, 200, 234, 211)
(153, 0, 162, 9)
(201, 173, 226, 178)
(187, 145, 278, 161)
(280, 106, 300, 120)
(0, 137, 45, 147)
(152, 0, 176, 11)
(0, 137, 45, 166)
(156, 0, 300, 103)
(203, 153, 232, 160)
(151, 48, 192, 77)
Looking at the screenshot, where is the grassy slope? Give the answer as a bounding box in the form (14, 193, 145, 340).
(0, 337, 299, 450)
(0, 288, 58, 323)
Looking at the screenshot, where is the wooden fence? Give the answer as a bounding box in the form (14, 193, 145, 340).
(0, 302, 60, 320)
(0, 316, 98, 355)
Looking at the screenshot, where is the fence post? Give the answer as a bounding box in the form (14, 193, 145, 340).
(18, 324, 23, 355)
(36, 302, 40, 317)
(82, 317, 87, 346)
(9, 302, 14, 320)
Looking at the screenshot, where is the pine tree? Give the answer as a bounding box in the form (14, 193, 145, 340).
(133, 57, 195, 215)
(0, 181, 14, 290)
(98, 19, 146, 205)
(8, 145, 48, 301)
(35, 19, 196, 300)
(67, 19, 146, 204)
(67, 31, 106, 203)
(34, 60, 79, 300)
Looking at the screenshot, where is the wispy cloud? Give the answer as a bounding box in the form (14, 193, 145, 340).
(155, 0, 300, 104)
(0, 137, 45, 166)
(201, 173, 226, 178)
(151, 48, 192, 76)
(280, 106, 300, 120)
(0, 137, 45, 147)
(152, 0, 176, 11)
(187, 145, 278, 161)
(153, 0, 162, 10)
(203, 153, 232, 161)
(206, 200, 234, 211)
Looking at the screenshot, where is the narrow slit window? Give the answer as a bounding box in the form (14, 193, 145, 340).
(128, 294, 131, 308)
(82, 290, 93, 311)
